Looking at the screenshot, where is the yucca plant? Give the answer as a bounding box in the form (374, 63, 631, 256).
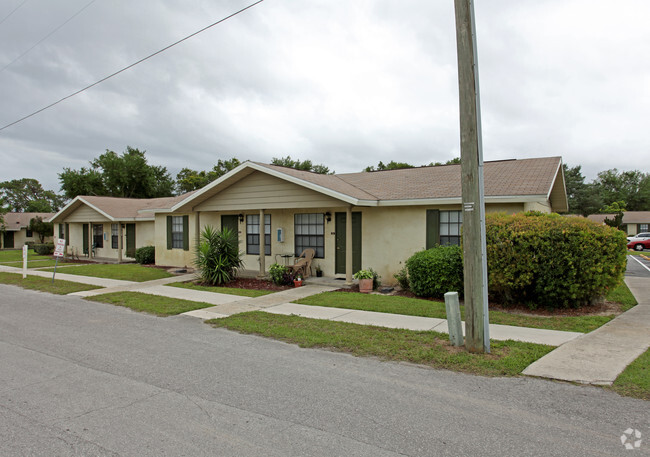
(195, 226, 243, 285)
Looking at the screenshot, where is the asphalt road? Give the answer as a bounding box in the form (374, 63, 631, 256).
(627, 254, 650, 278)
(0, 286, 648, 456)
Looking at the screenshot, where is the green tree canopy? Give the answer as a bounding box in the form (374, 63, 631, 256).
(176, 158, 241, 193)
(28, 216, 54, 243)
(593, 169, 650, 212)
(271, 156, 333, 174)
(364, 161, 415, 172)
(0, 178, 64, 212)
(59, 146, 175, 199)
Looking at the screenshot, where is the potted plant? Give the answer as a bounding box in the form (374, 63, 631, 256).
(354, 269, 374, 293)
(315, 264, 323, 277)
(293, 274, 303, 287)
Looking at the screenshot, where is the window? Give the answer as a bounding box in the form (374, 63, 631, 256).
(111, 224, 119, 249)
(93, 224, 103, 248)
(640, 224, 649, 232)
(246, 214, 271, 255)
(172, 216, 184, 249)
(58, 224, 64, 239)
(295, 213, 324, 258)
(26, 229, 33, 238)
(440, 211, 462, 246)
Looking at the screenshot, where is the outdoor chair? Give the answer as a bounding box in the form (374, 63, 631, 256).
(287, 248, 316, 278)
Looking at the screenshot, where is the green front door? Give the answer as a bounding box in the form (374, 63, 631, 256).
(82, 224, 89, 254)
(126, 224, 136, 258)
(335, 212, 362, 275)
(3, 231, 14, 249)
(221, 215, 239, 242)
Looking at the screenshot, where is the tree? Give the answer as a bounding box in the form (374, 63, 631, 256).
(562, 164, 602, 216)
(28, 216, 54, 243)
(601, 201, 626, 230)
(59, 146, 175, 199)
(364, 161, 414, 172)
(0, 178, 64, 212)
(176, 158, 242, 193)
(593, 169, 650, 212)
(271, 156, 333, 174)
(428, 157, 461, 166)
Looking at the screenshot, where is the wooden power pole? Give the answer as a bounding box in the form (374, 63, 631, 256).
(453, 0, 490, 353)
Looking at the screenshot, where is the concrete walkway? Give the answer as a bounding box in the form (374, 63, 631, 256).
(523, 276, 650, 385)
(1, 264, 583, 346)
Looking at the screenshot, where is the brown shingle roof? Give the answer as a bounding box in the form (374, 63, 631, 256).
(80, 193, 195, 219)
(256, 156, 561, 201)
(2, 212, 55, 230)
(588, 211, 650, 225)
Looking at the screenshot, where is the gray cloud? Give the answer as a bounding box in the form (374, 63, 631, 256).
(1, 0, 648, 194)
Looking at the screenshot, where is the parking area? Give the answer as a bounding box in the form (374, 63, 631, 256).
(626, 254, 650, 278)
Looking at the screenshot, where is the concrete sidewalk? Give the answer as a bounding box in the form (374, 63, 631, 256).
(523, 276, 650, 385)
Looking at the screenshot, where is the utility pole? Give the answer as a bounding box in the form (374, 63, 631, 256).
(453, 0, 490, 353)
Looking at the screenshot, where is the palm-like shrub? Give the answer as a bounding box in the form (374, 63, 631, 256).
(195, 226, 243, 285)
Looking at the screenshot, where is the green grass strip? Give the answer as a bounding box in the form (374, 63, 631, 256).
(86, 291, 211, 316)
(0, 272, 102, 295)
(0, 251, 52, 262)
(41, 264, 173, 282)
(294, 282, 637, 334)
(610, 348, 650, 400)
(207, 311, 554, 377)
(0, 259, 79, 268)
(167, 281, 273, 297)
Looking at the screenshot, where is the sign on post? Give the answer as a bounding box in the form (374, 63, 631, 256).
(52, 238, 65, 283)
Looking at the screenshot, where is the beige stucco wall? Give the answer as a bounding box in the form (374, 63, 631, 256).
(154, 202, 534, 282)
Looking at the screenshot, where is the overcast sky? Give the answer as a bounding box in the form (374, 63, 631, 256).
(1, 0, 648, 193)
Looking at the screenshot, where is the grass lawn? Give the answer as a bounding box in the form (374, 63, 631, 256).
(41, 264, 173, 282)
(207, 311, 554, 377)
(167, 281, 273, 298)
(86, 291, 211, 316)
(0, 259, 80, 268)
(610, 348, 650, 400)
(0, 250, 52, 262)
(293, 282, 637, 334)
(0, 272, 102, 295)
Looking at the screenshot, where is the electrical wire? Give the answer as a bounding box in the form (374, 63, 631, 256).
(0, 0, 98, 74)
(0, 0, 265, 133)
(0, 0, 29, 27)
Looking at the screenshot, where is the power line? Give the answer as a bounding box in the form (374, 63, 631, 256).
(0, 0, 29, 27)
(0, 0, 98, 74)
(0, 0, 265, 133)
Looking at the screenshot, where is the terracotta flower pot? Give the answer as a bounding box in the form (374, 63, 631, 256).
(358, 278, 373, 293)
(294, 279, 303, 287)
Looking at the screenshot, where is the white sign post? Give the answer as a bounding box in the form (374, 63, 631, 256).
(22, 244, 28, 279)
(52, 238, 65, 284)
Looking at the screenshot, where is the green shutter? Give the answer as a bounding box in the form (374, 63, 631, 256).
(182, 215, 189, 251)
(426, 210, 440, 249)
(166, 216, 172, 250)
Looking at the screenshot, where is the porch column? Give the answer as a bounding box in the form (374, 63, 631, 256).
(195, 211, 201, 245)
(345, 206, 353, 285)
(117, 222, 123, 264)
(88, 222, 93, 258)
(258, 209, 266, 277)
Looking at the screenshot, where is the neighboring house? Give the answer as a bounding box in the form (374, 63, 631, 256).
(0, 212, 55, 249)
(157, 156, 567, 282)
(48, 194, 194, 261)
(587, 211, 650, 236)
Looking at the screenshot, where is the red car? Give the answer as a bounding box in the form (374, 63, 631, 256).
(627, 233, 650, 251)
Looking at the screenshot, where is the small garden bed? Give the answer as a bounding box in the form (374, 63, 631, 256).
(168, 278, 287, 297)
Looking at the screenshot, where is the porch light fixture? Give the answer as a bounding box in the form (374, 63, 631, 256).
(238, 213, 244, 223)
(324, 212, 332, 222)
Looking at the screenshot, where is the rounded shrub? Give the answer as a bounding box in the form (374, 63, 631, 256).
(405, 245, 463, 298)
(33, 243, 54, 255)
(134, 246, 155, 264)
(269, 263, 289, 285)
(485, 212, 627, 309)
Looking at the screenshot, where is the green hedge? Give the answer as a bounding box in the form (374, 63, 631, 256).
(33, 243, 54, 255)
(134, 246, 155, 264)
(486, 212, 627, 309)
(405, 245, 463, 298)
